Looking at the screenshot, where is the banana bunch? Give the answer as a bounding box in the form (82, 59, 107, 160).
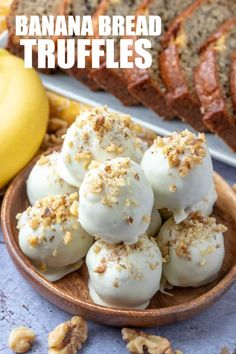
(0, 49, 49, 188)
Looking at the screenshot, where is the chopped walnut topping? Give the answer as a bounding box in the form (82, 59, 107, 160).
(37, 155, 49, 166)
(29, 219, 40, 230)
(94, 259, 107, 274)
(65, 154, 72, 164)
(48, 316, 87, 354)
(200, 246, 217, 256)
(9, 327, 35, 353)
(113, 280, 119, 288)
(16, 213, 22, 221)
(199, 259, 207, 266)
(154, 130, 206, 177)
(17, 194, 79, 232)
(70, 201, 79, 217)
(169, 185, 177, 193)
(143, 215, 151, 224)
(28, 236, 40, 248)
(125, 216, 134, 224)
(64, 231, 72, 245)
(93, 237, 157, 281)
(159, 213, 227, 262)
(75, 106, 134, 144)
(93, 245, 101, 254)
(53, 249, 58, 257)
(122, 328, 175, 354)
(74, 151, 92, 170)
(88, 160, 101, 170)
(149, 262, 159, 270)
(86, 158, 132, 204)
(106, 143, 124, 154)
(39, 263, 47, 273)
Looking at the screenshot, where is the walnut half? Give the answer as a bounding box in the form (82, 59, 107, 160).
(121, 328, 175, 354)
(8, 327, 35, 353)
(48, 316, 87, 354)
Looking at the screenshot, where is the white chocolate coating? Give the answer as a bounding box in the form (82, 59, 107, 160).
(159, 184, 217, 221)
(192, 183, 217, 216)
(58, 106, 144, 187)
(147, 209, 162, 237)
(86, 236, 162, 309)
(79, 157, 154, 244)
(27, 152, 77, 205)
(17, 194, 94, 281)
(141, 131, 214, 223)
(157, 215, 226, 288)
(35, 259, 84, 282)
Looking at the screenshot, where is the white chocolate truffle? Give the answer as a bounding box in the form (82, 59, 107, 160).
(157, 214, 226, 288)
(141, 130, 214, 223)
(17, 193, 94, 281)
(86, 235, 162, 309)
(26, 152, 77, 205)
(147, 209, 162, 237)
(79, 157, 154, 244)
(58, 106, 144, 187)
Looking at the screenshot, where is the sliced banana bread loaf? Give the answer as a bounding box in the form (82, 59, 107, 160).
(125, 0, 195, 117)
(64, 0, 104, 90)
(7, 0, 64, 74)
(160, 0, 236, 132)
(194, 18, 236, 151)
(230, 53, 236, 116)
(87, 0, 145, 104)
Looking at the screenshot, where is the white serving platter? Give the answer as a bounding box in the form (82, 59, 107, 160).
(1, 30, 236, 167)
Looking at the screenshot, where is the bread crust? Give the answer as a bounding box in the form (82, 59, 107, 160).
(230, 53, 236, 123)
(88, 0, 150, 104)
(127, 65, 174, 118)
(91, 65, 140, 106)
(195, 49, 236, 151)
(121, 0, 176, 117)
(62, 0, 107, 90)
(159, 0, 208, 131)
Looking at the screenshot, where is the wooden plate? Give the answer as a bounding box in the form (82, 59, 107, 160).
(1, 150, 236, 327)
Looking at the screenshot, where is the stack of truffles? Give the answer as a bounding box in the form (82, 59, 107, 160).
(17, 106, 227, 310)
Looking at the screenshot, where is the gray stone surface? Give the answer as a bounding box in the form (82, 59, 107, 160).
(0, 160, 235, 354)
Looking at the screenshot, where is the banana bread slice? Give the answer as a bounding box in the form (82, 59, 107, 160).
(160, 0, 236, 132)
(230, 53, 236, 116)
(7, 0, 64, 74)
(194, 18, 236, 151)
(87, 0, 145, 104)
(125, 0, 196, 117)
(64, 0, 104, 90)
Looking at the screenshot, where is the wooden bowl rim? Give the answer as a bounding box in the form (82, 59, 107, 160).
(1, 154, 236, 321)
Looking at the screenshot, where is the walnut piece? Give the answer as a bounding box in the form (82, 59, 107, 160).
(8, 327, 35, 353)
(121, 328, 175, 354)
(48, 316, 87, 354)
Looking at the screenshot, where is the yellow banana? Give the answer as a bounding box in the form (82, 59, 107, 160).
(0, 49, 49, 188)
